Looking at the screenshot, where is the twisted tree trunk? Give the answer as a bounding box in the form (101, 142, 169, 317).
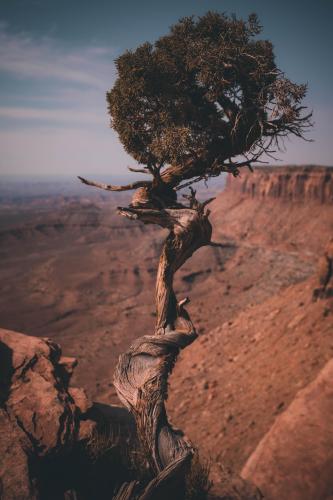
(112, 199, 213, 498)
(78, 174, 264, 498)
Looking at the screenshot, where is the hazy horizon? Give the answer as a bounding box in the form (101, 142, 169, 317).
(0, 163, 332, 184)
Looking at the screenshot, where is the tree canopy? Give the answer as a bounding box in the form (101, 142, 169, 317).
(76, 15, 313, 497)
(107, 12, 311, 191)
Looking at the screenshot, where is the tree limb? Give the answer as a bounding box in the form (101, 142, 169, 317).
(127, 166, 151, 174)
(78, 176, 151, 192)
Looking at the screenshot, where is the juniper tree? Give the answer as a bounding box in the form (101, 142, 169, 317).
(79, 12, 311, 498)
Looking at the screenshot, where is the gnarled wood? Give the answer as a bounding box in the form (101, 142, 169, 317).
(112, 196, 212, 497)
(79, 165, 215, 497)
(79, 174, 264, 498)
(78, 176, 151, 192)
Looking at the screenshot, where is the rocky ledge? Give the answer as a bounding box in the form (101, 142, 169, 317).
(226, 165, 333, 203)
(0, 328, 261, 500)
(0, 328, 136, 500)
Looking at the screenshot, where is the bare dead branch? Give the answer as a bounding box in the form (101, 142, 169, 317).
(78, 176, 151, 192)
(127, 166, 150, 174)
(201, 197, 216, 208)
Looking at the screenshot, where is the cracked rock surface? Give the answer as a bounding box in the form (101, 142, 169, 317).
(0, 328, 88, 499)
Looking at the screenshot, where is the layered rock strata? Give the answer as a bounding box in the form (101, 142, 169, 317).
(226, 166, 333, 203)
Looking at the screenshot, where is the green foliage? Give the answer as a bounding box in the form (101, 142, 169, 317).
(107, 12, 311, 178)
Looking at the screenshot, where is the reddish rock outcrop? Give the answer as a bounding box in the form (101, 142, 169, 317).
(0, 329, 79, 455)
(210, 166, 333, 255)
(0, 328, 141, 500)
(313, 239, 333, 300)
(0, 410, 32, 499)
(0, 327, 263, 500)
(226, 166, 333, 203)
(241, 359, 333, 500)
(0, 328, 90, 499)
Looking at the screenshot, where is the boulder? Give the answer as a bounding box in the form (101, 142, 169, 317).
(0, 328, 79, 456)
(0, 328, 137, 500)
(0, 328, 92, 499)
(0, 409, 35, 499)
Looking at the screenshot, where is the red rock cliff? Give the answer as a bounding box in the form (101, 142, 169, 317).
(210, 165, 333, 255)
(226, 166, 333, 203)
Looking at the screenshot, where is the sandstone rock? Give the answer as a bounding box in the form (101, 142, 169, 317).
(242, 358, 333, 500)
(0, 328, 137, 499)
(313, 239, 333, 300)
(0, 409, 35, 500)
(226, 166, 333, 204)
(0, 328, 78, 457)
(0, 328, 92, 499)
(69, 387, 91, 414)
(58, 356, 78, 386)
(209, 464, 263, 500)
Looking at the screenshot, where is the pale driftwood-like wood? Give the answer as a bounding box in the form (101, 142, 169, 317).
(114, 192, 213, 497)
(113, 202, 212, 480)
(80, 173, 213, 497)
(113, 455, 191, 500)
(78, 175, 151, 192)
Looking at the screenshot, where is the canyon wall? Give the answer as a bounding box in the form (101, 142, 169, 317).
(210, 165, 333, 255)
(226, 165, 333, 204)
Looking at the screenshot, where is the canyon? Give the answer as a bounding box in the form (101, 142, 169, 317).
(0, 165, 333, 499)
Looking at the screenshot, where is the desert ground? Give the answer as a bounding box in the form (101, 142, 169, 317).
(1, 165, 333, 496)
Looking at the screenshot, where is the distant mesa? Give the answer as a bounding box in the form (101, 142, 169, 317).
(226, 165, 333, 204)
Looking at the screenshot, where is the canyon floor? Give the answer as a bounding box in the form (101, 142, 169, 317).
(1, 166, 332, 483)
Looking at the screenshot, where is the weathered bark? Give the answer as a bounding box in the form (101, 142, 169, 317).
(112, 197, 213, 497)
(78, 174, 265, 498)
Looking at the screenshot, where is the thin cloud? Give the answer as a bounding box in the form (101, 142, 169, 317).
(0, 24, 116, 129)
(0, 25, 121, 175)
(0, 25, 116, 89)
(0, 106, 106, 124)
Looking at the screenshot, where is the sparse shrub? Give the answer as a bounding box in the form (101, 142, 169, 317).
(127, 440, 153, 483)
(185, 451, 212, 500)
(85, 426, 119, 462)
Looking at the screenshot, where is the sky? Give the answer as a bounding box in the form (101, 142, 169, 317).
(0, 0, 332, 179)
